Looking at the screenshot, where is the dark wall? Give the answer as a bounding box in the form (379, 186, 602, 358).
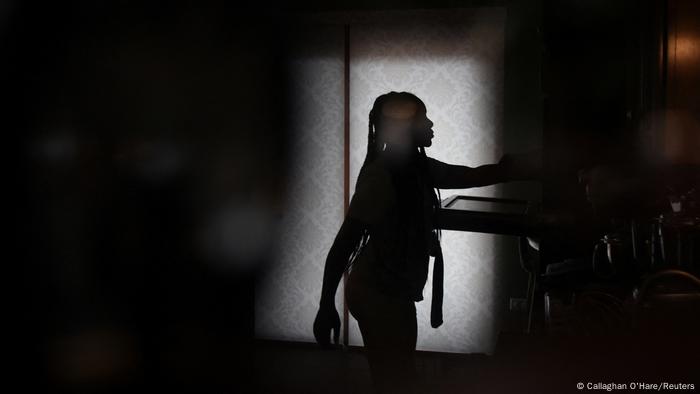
(539, 0, 662, 262)
(8, 1, 287, 392)
(665, 0, 700, 166)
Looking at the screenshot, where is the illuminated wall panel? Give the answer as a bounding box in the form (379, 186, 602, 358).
(257, 9, 510, 354)
(255, 25, 345, 342)
(347, 9, 507, 354)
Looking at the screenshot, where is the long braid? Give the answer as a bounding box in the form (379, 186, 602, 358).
(360, 94, 389, 175)
(359, 108, 377, 179)
(344, 98, 383, 273)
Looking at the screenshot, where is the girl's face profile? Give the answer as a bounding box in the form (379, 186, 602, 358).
(380, 99, 434, 148)
(411, 103, 434, 147)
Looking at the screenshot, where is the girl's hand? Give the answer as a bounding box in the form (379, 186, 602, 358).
(313, 303, 341, 348)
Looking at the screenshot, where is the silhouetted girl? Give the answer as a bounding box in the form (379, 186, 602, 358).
(314, 91, 534, 394)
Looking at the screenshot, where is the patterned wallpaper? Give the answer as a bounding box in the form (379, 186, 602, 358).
(347, 9, 508, 354)
(257, 8, 511, 354)
(254, 25, 346, 342)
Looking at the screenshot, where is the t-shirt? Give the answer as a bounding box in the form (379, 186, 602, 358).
(347, 155, 436, 301)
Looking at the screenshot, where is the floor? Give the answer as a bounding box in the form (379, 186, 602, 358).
(253, 339, 490, 394)
(253, 333, 700, 394)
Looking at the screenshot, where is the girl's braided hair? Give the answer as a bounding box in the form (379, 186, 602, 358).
(345, 92, 442, 273)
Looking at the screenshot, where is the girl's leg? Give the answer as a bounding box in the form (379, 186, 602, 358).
(346, 274, 418, 394)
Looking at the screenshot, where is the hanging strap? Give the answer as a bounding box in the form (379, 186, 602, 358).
(430, 232, 444, 328)
(420, 160, 443, 329)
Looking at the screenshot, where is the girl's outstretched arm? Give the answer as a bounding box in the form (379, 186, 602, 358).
(428, 151, 542, 189)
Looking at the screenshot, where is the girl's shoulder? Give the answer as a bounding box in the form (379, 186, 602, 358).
(348, 159, 396, 225)
(356, 158, 392, 187)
